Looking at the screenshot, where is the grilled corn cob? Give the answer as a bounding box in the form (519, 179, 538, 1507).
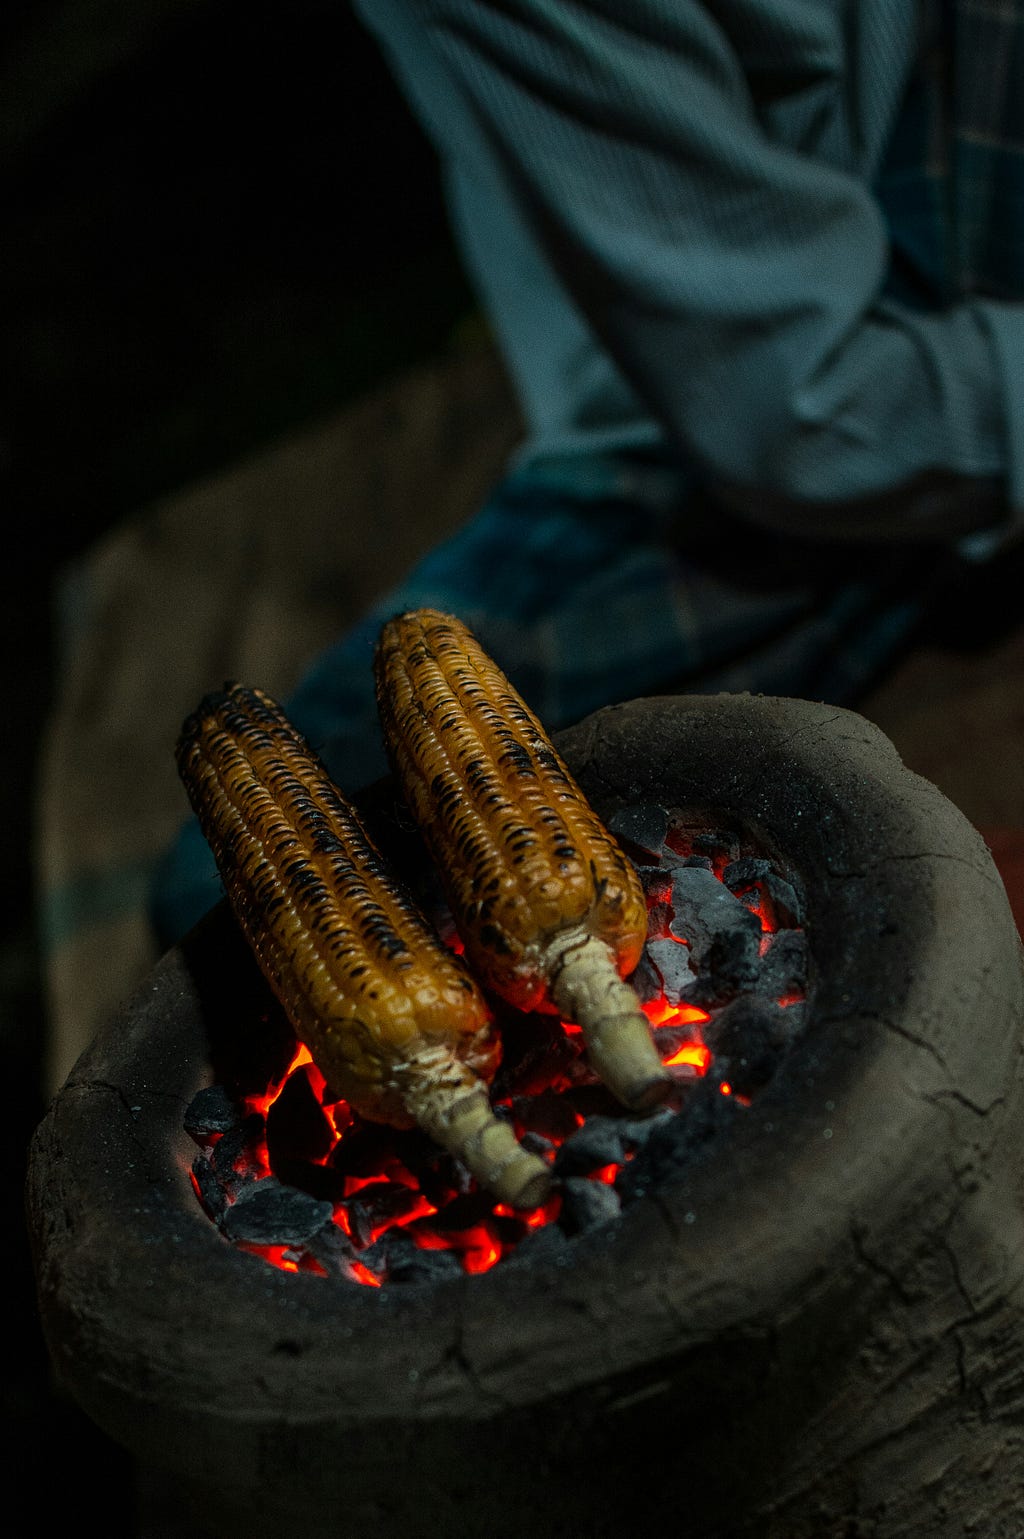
(373, 609, 672, 1112)
(175, 682, 552, 1210)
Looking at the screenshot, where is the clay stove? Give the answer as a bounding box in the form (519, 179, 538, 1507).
(25, 693, 1024, 1538)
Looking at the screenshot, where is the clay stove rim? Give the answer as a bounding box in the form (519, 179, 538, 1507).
(26, 692, 1024, 1446)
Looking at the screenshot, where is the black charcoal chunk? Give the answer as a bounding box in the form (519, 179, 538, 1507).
(559, 1177, 622, 1234)
(692, 830, 741, 865)
(184, 1084, 242, 1139)
(266, 1064, 335, 1167)
(553, 1116, 625, 1177)
(509, 1220, 571, 1265)
(191, 1153, 228, 1221)
(722, 856, 774, 890)
(511, 1090, 584, 1142)
(305, 1221, 358, 1277)
(645, 898, 673, 940)
(347, 1182, 428, 1249)
(386, 1244, 464, 1285)
(759, 870, 805, 928)
(723, 860, 805, 929)
(618, 1108, 677, 1152)
(688, 926, 763, 1007)
(520, 1130, 556, 1158)
(758, 928, 809, 998)
(776, 1001, 806, 1035)
(682, 855, 714, 871)
(618, 1081, 740, 1202)
(220, 1178, 334, 1246)
(702, 997, 789, 1095)
(351, 1236, 391, 1278)
(493, 1013, 577, 1098)
(432, 1190, 497, 1234)
(413, 1148, 477, 1208)
(210, 1113, 266, 1194)
(629, 949, 664, 1005)
(669, 867, 762, 966)
(607, 803, 671, 863)
(645, 937, 697, 1002)
(637, 865, 674, 903)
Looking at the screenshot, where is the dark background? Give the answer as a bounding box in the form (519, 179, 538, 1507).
(6, 2, 474, 1530)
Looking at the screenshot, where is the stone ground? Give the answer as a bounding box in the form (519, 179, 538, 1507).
(7, 6, 1024, 1536)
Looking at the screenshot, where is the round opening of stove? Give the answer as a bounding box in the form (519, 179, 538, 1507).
(185, 802, 813, 1287)
(27, 692, 1024, 1539)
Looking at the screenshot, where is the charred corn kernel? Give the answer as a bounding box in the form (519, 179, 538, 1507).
(373, 609, 672, 1112)
(175, 682, 552, 1210)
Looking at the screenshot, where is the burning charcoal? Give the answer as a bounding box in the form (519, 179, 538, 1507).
(758, 929, 809, 999)
(511, 1090, 584, 1143)
(558, 1176, 621, 1234)
(702, 997, 790, 1096)
(687, 927, 763, 1008)
(520, 1130, 555, 1159)
(553, 1116, 625, 1178)
(562, 1081, 627, 1122)
(618, 1107, 677, 1153)
(385, 1236, 464, 1286)
(723, 858, 805, 929)
(349, 1235, 390, 1280)
(412, 1147, 477, 1209)
(305, 1220, 359, 1279)
(758, 870, 805, 928)
(220, 1178, 335, 1247)
(645, 937, 697, 1003)
(492, 1012, 576, 1098)
(346, 1181, 430, 1249)
(266, 1064, 335, 1168)
(328, 1119, 400, 1182)
(210, 1113, 266, 1195)
(636, 865, 673, 904)
(669, 867, 762, 965)
(191, 1153, 228, 1222)
(646, 899, 673, 940)
(431, 1189, 497, 1235)
(681, 855, 714, 871)
(629, 949, 664, 1005)
(508, 1219, 571, 1266)
(618, 1080, 741, 1202)
(722, 856, 774, 890)
(184, 1084, 242, 1140)
(692, 829, 742, 866)
(607, 802, 672, 864)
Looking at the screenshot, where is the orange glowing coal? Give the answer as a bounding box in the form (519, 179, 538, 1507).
(191, 835, 805, 1286)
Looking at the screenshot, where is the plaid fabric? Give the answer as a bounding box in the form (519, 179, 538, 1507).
(950, 0, 1024, 296)
(149, 1, 1024, 948)
(877, 0, 1024, 305)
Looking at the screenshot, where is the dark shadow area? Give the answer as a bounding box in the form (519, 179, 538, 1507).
(7, 3, 472, 1531)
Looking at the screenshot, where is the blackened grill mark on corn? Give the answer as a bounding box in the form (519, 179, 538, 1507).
(175, 682, 552, 1210)
(374, 609, 673, 1112)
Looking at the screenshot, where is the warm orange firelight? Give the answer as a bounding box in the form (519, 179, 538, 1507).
(662, 1040, 713, 1072)
(642, 997, 711, 1029)
(196, 841, 803, 1286)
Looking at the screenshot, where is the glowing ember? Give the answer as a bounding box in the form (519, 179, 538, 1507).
(186, 811, 809, 1285)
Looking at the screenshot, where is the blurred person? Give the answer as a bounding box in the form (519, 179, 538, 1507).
(150, 0, 1024, 947)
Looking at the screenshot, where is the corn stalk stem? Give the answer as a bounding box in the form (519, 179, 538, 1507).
(544, 929, 672, 1112)
(396, 1044, 552, 1211)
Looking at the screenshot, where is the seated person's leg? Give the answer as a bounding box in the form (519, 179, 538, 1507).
(148, 457, 943, 951)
